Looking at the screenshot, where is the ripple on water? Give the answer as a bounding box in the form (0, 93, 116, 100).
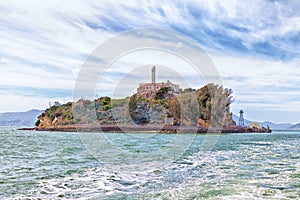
(1, 129, 300, 199)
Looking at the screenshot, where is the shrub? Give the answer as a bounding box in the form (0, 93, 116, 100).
(35, 119, 40, 127)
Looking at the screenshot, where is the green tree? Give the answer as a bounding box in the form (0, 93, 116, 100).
(196, 83, 234, 127)
(129, 94, 150, 124)
(35, 119, 40, 127)
(154, 87, 171, 100)
(165, 98, 181, 125)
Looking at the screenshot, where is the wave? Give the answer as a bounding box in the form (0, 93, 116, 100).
(7, 135, 300, 199)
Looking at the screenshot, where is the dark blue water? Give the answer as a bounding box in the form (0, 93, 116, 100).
(0, 127, 299, 199)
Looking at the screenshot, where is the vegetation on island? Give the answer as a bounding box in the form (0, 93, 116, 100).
(36, 83, 236, 129)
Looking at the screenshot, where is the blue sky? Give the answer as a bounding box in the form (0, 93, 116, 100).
(1, 0, 300, 123)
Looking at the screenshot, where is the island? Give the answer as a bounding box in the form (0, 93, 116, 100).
(22, 67, 271, 133)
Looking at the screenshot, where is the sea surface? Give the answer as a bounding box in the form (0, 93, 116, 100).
(0, 126, 299, 199)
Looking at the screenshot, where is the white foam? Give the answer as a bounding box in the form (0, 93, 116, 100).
(8, 135, 300, 199)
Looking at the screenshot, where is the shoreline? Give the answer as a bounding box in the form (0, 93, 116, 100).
(18, 124, 272, 133)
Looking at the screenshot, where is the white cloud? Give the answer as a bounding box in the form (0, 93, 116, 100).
(94, 49, 207, 98)
(0, 0, 300, 123)
(0, 94, 69, 112)
(0, 0, 115, 101)
(209, 53, 300, 117)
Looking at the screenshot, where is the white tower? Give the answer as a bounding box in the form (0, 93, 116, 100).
(151, 66, 156, 91)
(151, 66, 156, 84)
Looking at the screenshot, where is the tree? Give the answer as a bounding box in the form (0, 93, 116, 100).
(165, 98, 181, 125)
(95, 96, 112, 111)
(177, 92, 199, 126)
(35, 119, 40, 127)
(154, 87, 171, 100)
(196, 83, 234, 127)
(129, 94, 150, 124)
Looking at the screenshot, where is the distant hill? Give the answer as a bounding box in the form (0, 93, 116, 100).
(260, 121, 293, 130)
(287, 123, 300, 130)
(233, 115, 292, 130)
(0, 109, 43, 127)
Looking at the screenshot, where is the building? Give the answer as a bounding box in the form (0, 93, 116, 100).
(165, 117, 174, 125)
(53, 101, 61, 107)
(136, 66, 180, 99)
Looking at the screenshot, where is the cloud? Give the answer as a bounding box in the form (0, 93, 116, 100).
(209, 53, 300, 121)
(0, 94, 69, 112)
(0, 0, 300, 122)
(92, 48, 212, 98)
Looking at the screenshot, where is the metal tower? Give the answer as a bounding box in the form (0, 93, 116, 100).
(239, 110, 245, 126)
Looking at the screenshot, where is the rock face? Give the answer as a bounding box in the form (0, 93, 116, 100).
(37, 114, 52, 129)
(198, 118, 209, 128)
(35, 102, 74, 130)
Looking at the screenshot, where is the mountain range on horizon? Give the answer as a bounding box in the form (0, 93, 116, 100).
(232, 114, 293, 130)
(286, 123, 300, 130)
(0, 109, 296, 130)
(0, 109, 43, 127)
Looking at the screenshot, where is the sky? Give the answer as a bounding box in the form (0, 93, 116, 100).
(1, 0, 300, 123)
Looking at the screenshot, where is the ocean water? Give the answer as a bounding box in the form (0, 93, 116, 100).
(0, 127, 299, 199)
